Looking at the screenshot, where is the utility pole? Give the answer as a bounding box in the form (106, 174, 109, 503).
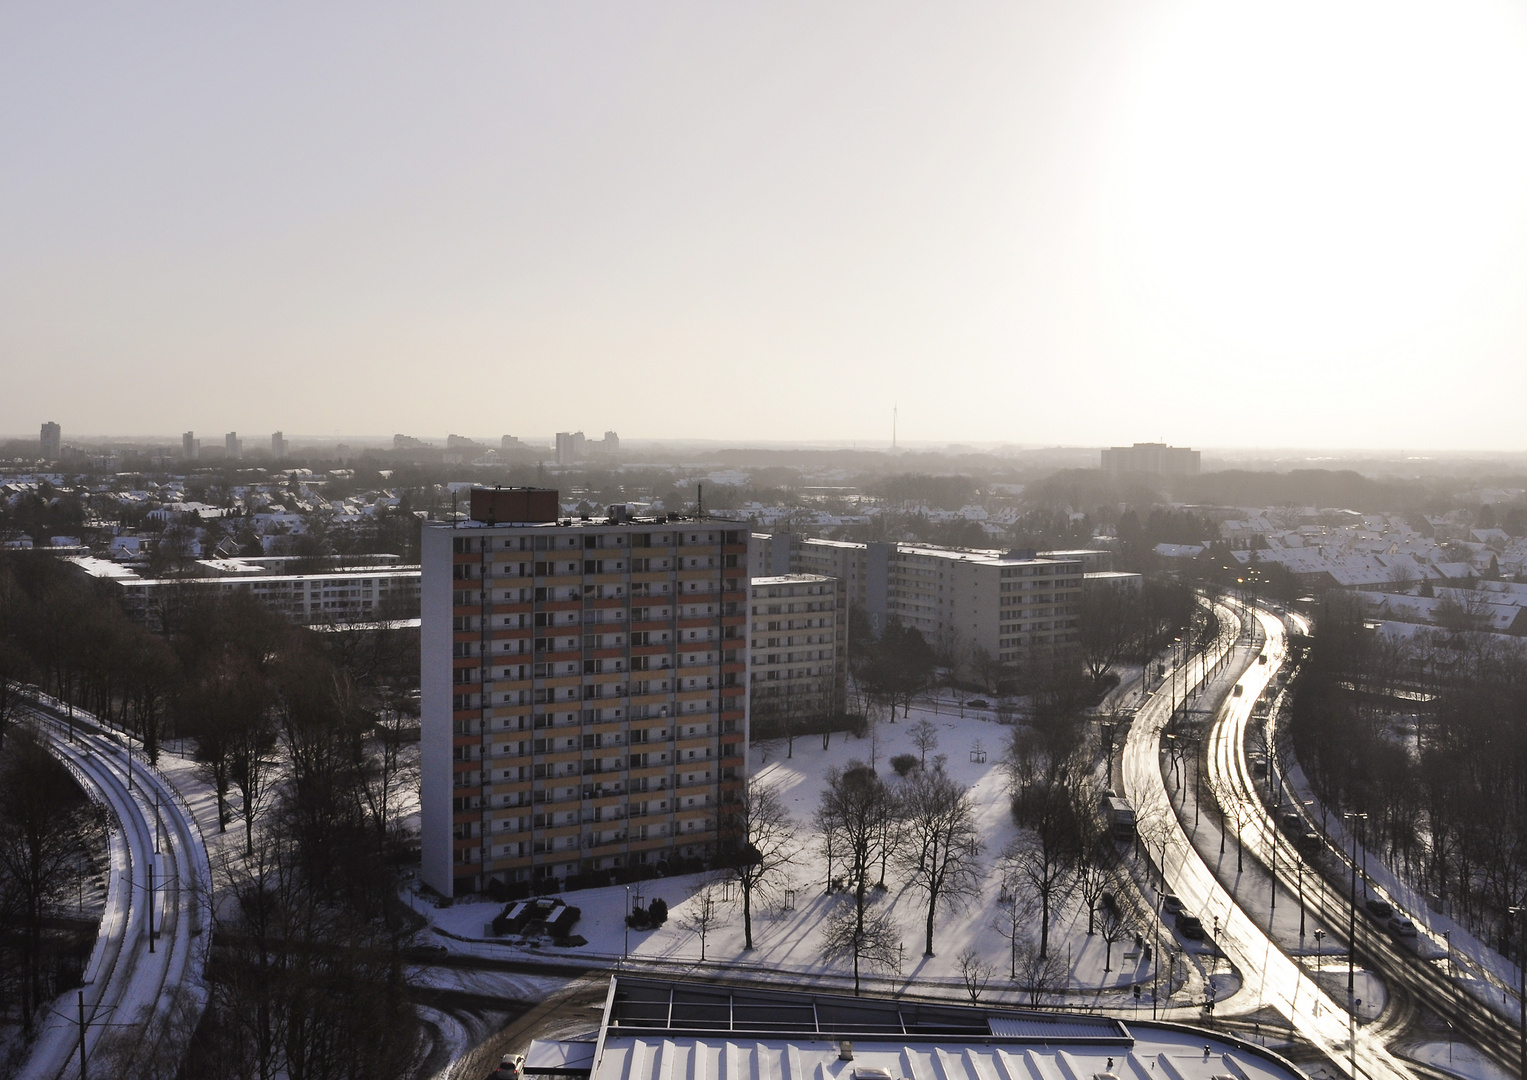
(148, 861, 155, 954)
(1344, 812, 1366, 996)
(1512, 906, 1527, 1080)
(78, 990, 87, 1080)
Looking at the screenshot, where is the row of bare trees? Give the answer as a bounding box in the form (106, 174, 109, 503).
(812, 759, 983, 992)
(0, 728, 106, 1043)
(1289, 596, 1527, 957)
(0, 553, 424, 1077)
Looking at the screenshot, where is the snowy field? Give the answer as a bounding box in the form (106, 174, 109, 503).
(424, 700, 1209, 1009)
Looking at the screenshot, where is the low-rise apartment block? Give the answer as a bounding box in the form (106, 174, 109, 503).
(420, 489, 749, 899)
(892, 545, 1085, 665)
(748, 574, 845, 733)
(750, 533, 1101, 668)
(67, 555, 420, 627)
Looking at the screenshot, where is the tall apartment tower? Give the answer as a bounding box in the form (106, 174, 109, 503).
(225, 431, 243, 458)
(420, 488, 750, 899)
(554, 431, 586, 465)
(271, 431, 287, 458)
(182, 431, 198, 460)
(39, 421, 61, 460)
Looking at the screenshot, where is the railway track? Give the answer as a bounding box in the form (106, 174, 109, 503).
(1202, 606, 1522, 1079)
(16, 696, 212, 1080)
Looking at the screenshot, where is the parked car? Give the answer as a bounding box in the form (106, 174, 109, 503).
(1364, 897, 1394, 920)
(966, 699, 989, 709)
(1388, 916, 1418, 938)
(1175, 913, 1206, 940)
(495, 1054, 525, 1080)
(1162, 894, 1184, 914)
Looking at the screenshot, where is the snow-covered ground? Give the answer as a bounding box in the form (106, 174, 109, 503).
(422, 700, 1191, 1008)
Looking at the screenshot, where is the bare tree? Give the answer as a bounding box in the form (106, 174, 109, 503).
(820, 902, 901, 995)
(898, 766, 983, 956)
(1014, 938, 1068, 1007)
(0, 727, 104, 1032)
(909, 717, 939, 767)
(957, 947, 997, 1004)
(993, 869, 1040, 978)
(1099, 904, 1129, 973)
(680, 882, 722, 961)
(1078, 583, 1137, 686)
(1002, 785, 1081, 958)
(969, 644, 1003, 694)
(816, 762, 896, 992)
(718, 775, 800, 949)
(1076, 851, 1110, 936)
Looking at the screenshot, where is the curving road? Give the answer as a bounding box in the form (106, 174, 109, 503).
(16, 696, 212, 1080)
(1208, 607, 1523, 1077)
(1123, 604, 1418, 1080)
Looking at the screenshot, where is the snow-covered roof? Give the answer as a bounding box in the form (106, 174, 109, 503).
(590, 979, 1304, 1080)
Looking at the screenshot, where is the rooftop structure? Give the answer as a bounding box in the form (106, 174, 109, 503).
(536, 978, 1306, 1080)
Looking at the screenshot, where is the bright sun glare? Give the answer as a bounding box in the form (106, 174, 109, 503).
(1118, 1, 1527, 360)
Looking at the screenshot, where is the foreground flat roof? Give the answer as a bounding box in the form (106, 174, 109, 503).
(588, 979, 1306, 1080)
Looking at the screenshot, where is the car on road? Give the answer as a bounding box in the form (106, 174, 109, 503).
(965, 699, 989, 709)
(495, 1054, 525, 1079)
(1162, 893, 1184, 914)
(1175, 913, 1206, 940)
(1364, 897, 1394, 920)
(1388, 916, 1418, 938)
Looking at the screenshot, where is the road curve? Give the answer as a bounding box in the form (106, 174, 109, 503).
(16, 696, 212, 1080)
(1212, 608, 1523, 1076)
(1123, 605, 1418, 1080)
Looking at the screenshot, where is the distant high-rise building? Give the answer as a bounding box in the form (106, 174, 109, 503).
(1100, 442, 1200, 477)
(182, 431, 199, 460)
(602, 430, 620, 453)
(225, 432, 242, 458)
(271, 431, 286, 458)
(554, 431, 586, 465)
(39, 421, 61, 460)
(501, 435, 524, 451)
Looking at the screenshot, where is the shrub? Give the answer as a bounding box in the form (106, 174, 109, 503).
(648, 897, 669, 927)
(890, 753, 919, 777)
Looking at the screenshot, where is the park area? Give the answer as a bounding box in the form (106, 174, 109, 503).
(424, 698, 1217, 1010)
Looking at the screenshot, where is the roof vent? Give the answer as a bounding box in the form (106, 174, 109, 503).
(838, 1041, 853, 1062)
(852, 1069, 891, 1080)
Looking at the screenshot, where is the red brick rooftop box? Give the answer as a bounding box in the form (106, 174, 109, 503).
(470, 487, 559, 524)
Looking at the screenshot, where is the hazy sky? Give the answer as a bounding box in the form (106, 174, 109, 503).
(6, 2, 1527, 449)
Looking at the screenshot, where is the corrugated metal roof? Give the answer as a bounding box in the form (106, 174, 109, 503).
(527, 1040, 598, 1073)
(594, 1036, 1296, 1080)
(987, 1017, 1124, 1040)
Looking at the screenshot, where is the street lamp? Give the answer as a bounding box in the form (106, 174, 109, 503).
(1314, 927, 1325, 973)
(1297, 860, 1306, 938)
(1344, 811, 1367, 996)
(1510, 905, 1527, 1080)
